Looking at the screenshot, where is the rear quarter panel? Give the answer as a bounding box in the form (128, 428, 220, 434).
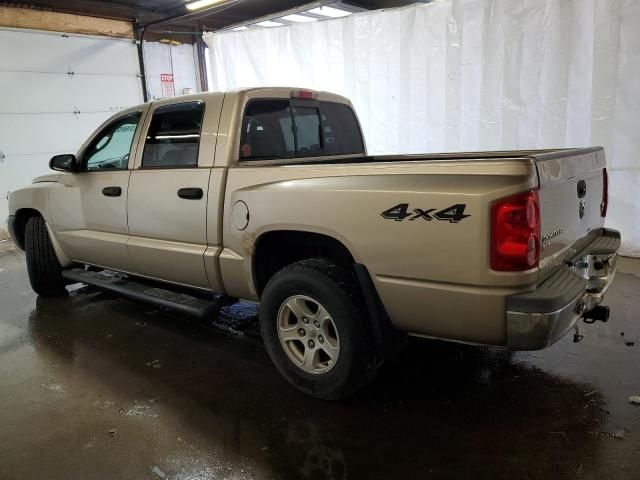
(222, 159, 538, 345)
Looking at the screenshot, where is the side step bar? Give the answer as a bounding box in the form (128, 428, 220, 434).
(62, 268, 220, 319)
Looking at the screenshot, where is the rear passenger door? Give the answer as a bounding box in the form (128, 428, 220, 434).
(127, 100, 211, 288)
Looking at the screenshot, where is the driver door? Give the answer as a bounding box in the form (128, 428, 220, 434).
(50, 108, 145, 271)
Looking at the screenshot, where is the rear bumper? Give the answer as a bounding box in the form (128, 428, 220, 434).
(506, 228, 620, 350)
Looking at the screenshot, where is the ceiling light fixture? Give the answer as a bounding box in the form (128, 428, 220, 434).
(307, 6, 351, 18)
(255, 20, 284, 27)
(186, 0, 225, 11)
(281, 14, 316, 23)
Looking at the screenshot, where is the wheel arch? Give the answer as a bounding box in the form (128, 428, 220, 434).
(251, 229, 406, 357)
(12, 208, 44, 250)
(13, 207, 71, 267)
(252, 229, 357, 298)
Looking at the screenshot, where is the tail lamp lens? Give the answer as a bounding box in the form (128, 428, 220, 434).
(490, 190, 541, 271)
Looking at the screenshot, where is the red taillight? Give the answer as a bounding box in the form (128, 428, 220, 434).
(490, 190, 541, 271)
(601, 167, 608, 217)
(290, 89, 317, 100)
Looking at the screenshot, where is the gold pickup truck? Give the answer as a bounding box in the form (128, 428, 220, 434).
(7, 87, 620, 399)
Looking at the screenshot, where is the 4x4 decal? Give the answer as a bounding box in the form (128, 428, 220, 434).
(381, 203, 470, 223)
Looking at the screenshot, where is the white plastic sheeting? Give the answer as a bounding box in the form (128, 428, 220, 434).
(204, 0, 640, 256)
(143, 42, 200, 100)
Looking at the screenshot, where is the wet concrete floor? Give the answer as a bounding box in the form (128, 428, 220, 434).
(0, 244, 638, 479)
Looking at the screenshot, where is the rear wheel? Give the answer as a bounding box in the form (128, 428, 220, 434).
(25, 216, 67, 297)
(260, 258, 379, 400)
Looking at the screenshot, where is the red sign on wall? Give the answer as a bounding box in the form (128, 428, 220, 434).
(160, 73, 175, 97)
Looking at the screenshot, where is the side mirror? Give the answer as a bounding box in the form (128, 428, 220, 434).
(49, 154, 77, 173)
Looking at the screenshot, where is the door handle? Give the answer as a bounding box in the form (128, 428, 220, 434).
(102, 186, 122, 197)
(177, 187, 203, 200)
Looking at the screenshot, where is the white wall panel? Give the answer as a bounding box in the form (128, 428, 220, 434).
(0, 29, 140, 74)
(0, 72, 141, 113)
(0, 112, 114, 158)
(205, 0, 640, 256)
(0, 28, 143, 222)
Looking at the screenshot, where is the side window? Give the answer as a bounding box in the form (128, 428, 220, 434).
(320, 103, 364, 156)
(83, 112, 141, 171)
(240, 100, 294, 160)
(142, 101, 204, 168)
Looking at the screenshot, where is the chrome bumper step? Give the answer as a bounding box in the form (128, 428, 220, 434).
(505, 228, 620, 351)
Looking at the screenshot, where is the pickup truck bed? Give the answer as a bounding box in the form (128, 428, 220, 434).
(252, 149, 567, 165)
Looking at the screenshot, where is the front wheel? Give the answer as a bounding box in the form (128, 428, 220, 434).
(259, 259, 379, 400)
(24, 216, 67, 297)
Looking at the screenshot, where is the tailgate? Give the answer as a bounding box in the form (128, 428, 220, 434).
(532, 147, 607, 279)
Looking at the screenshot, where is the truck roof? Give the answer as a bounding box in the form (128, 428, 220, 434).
(143, 87, 353, 109)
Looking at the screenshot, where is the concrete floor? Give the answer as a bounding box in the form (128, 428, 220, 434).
(0, 242, 638, 480)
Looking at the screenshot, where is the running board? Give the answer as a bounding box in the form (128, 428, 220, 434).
(61, 268, 220, 319)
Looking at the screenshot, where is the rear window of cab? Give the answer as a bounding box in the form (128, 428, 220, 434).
(239, 99, 364, 160)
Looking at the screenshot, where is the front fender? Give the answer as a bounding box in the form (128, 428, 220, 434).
(8, 183, 54, 221)
(8, 182, 73, 267)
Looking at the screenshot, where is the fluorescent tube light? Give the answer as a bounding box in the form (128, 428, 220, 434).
(308, 6, 351, 18)
(255, 20, 284, 27)
(281, 14, 316, 23)
(186, 0, 224, 11)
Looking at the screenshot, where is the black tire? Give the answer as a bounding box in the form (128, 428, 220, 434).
(25, 216, 67, 297)
(260, 258, 379, 400)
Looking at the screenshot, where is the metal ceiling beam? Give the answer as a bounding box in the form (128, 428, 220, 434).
(0, 0, 163, 21)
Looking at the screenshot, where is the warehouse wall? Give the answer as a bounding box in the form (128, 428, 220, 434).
(205, 0, 640, 256)
(0, 27, 143, 230)
(0, 10, 202, 230)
